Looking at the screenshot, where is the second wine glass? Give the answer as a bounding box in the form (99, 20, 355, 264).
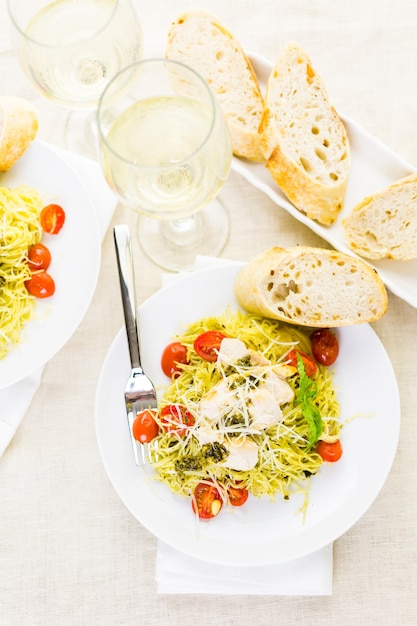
(7, 0, 143, 155)
(97, 58, 233, 271)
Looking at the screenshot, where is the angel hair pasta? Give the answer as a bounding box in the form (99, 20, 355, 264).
(147, 308, 342, 512)
(0, 185, 43, 358)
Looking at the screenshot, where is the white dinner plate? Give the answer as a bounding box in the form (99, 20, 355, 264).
(231, 54, 417, 309)
(0, 140, 101, 388)
(95, 264, 400, 566)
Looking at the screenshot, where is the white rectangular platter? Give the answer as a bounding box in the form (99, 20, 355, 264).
(232, 53, 417, 309)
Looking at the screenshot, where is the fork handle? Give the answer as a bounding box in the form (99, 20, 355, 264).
(113, 225, 141, 369)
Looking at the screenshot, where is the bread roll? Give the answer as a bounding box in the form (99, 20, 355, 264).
(0, 97, 38, 172)
(234, 246, 388, 327)
(260, 42, 350, 225)
(166, 11, 265, 161)
(342, 173, 417, 261)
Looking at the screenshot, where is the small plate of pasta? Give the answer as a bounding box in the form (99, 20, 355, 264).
(95, 264, 400, 566)
(0, 140, 100, 388)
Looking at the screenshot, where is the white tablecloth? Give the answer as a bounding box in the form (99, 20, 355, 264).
(1, 1, 416, 624)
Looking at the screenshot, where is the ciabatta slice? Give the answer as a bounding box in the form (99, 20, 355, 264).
(166, 11, 264, 161)
(0, 97, 38, 172)
(343, 173, 417, 261)
(234, 246, 388, 327)
(260, 42, 350, 225)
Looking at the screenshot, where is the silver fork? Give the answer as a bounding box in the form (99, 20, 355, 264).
(113, 224, 158, 466)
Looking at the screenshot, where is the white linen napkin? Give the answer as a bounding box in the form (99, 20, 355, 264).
(0, 371, 43, 457)
(0, 143, 117, 458)
(155, 256, 333, 596)
(156, 541, 333, 595)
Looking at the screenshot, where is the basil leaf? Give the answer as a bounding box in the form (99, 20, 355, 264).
(296, 354, 322, 449)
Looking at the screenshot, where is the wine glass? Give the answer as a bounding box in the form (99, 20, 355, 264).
(6, 0, 143, 157)
(97, 58, 233, 271)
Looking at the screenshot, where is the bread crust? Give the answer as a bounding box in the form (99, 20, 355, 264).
(0, 97, 38, 172)
(234, 246, 388, 326)
(343, 173, 417, 261)
(260, 43, 350, 225)
(166, 11, 265, 161)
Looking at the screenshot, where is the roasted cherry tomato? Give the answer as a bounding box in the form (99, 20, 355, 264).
(317, 439, 343, 462)
(25, 271, 55, 298)
(193, 330, 228, 362)
(160, 404, 195, 437)
(132, 409, 159, 443)
(311, 328, 339, 366)
(287, 349, 318, 377)
(161, 342, 189, 378)
(27, 243, 51, 271)
(40, 203, 66, 234)
(192, 481, 223, 519)
(227, 484, 249, 507)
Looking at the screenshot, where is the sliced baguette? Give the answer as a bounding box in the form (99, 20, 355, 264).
(234, 246, 388, 327)
(260, 42, 350, 225)
(343, 173, 417, 261)
(0, 97, 38, 172)
(166, 10, 265, 161)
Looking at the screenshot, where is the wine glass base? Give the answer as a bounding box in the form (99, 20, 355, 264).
(0, 49, 66, 148)
(0, 49, 97, 158)
(136, 198, 230, 272)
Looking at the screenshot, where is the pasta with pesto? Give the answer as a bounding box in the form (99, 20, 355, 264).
(0, 185, 43, 358)
(148, 308, 341, 512)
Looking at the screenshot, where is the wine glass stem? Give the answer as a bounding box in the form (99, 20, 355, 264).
(160, 214, 202, 247)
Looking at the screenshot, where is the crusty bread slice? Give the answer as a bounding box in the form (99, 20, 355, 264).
(260, 42, 350, 225)
(166, 11, 265, 161)
(343, 173, 417, 261)
(234, 246, 388, 327)
(0, 97, 38, 172)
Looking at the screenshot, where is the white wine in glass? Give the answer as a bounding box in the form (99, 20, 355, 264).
(97, 59, 233, 271)
(7, 0, 143, 154)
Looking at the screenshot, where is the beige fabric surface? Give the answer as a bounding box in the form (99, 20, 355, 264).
(1, 0, 417, 624)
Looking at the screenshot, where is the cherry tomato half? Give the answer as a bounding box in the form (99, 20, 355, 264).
(160, 404, 195, 437)
(194, 330, 228, 362)
(287, 349, 318, 377)
(317, 439, 343, 462)
(161, 342, 189, 378)
(132, 409, 159, 443)
(192, 482, 223, 519)
(25, 271, 55, 298)
(27, 243, 51, 271)
(311, 328, 339, 366)
(40, 204, 66, 235)
(227, 484, 249, 507)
